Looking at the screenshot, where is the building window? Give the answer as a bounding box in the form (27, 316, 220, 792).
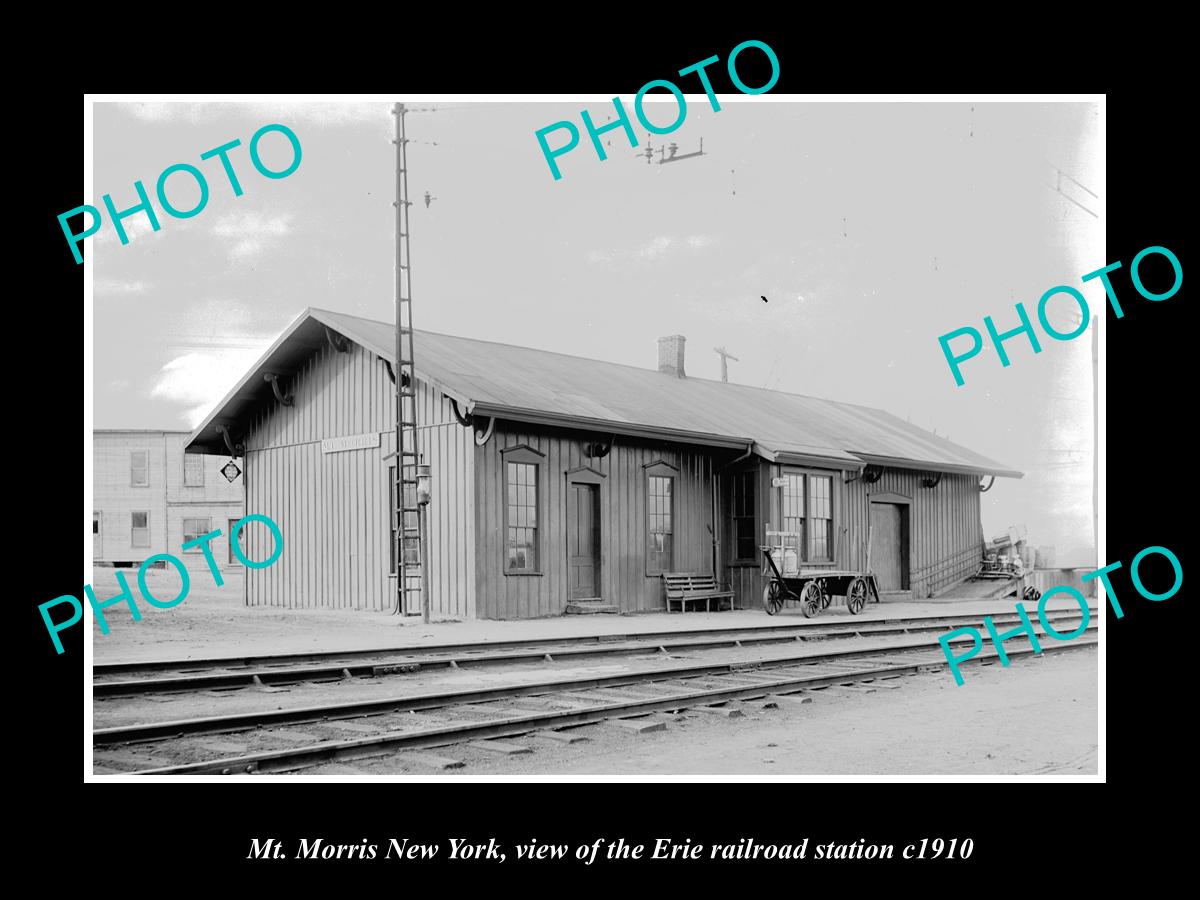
(92, 512, 100, 535)
(131, 511, 149, 548)
(506, 463, 538, 572)
(733, 469, 757, 562)
(780, 474, 805, 557)
(808, 474, 833, 561)
(647, 475, 674, 574)
(184, 454, 205, 487)
(228, 517, 242, 565)
(501, 445, 544, 574)
(130, 450, 149, 487)
(182, 517, 212, 550)
(774, 471, 835, 563)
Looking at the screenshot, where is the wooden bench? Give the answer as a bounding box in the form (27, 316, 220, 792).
(663, 573, 734, 613)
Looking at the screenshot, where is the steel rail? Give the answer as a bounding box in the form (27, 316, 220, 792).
(94, 621, 1095, 745)
(93, 607, 1098, 689)
(118, 638, 1098, 775)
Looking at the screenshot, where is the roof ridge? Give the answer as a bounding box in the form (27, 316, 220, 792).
(311, 306, 899, 417)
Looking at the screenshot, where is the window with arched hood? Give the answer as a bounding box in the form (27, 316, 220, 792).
(502, 445, 545, 574)
(644, 460, 678, 575)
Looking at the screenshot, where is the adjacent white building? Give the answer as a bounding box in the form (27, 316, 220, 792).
(93, 429, 245, 573)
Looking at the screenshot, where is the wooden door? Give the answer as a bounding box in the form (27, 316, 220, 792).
(568, 482, 600, 599)
(870, 503, 905, 590)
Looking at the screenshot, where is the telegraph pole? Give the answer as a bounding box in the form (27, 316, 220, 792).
(713, 346, 739, 383)
(391, 103, 423, 618)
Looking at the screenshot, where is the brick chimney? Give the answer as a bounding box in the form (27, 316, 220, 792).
(657, 335, 687, 378)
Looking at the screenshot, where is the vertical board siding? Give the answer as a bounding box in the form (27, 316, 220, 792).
(243, 343, 475, 614)
(236, 341, 985, 617)
(843, 469, 983, 598)
(474, 424, 715, 619)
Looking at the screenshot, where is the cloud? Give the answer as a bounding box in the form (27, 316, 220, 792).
(92, 212, 161, 246)
(211, 211, 293, 261)
(117, 101, 391, 132)
(588, 234, 719, 264)
(94, 279, 150, 295)
(150, 344, 273, 427)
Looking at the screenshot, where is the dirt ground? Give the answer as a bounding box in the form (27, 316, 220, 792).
(89, 568, 1095, 663)
(300, 646, 1099, 777)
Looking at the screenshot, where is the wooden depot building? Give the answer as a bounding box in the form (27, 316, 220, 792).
(186, 308, 1022, 618)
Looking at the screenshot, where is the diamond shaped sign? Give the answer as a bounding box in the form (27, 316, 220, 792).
(221, 460, 242, 483)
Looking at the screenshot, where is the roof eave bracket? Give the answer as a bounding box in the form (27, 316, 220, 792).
(263, 373, 293, 406)
(215, 424, 244, 458)
(326, 327, 349, 353)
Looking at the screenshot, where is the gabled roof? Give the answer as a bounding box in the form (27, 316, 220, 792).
(187, 307, 1021, 478)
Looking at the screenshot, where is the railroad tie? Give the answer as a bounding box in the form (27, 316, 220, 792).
(696, 704, 745, 718)
(609, 717, 667, 734)
(251, 675, 288, 694)
(532, 729, 590, 744)
(469, 740, 532, 755)
(403, 752, 465, 769)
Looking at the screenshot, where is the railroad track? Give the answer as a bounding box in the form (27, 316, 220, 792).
(93, 617, 1097, 776)
(93, 608, 1098, 698)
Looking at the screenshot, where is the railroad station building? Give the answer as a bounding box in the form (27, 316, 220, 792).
(186, 308, 1021, 618)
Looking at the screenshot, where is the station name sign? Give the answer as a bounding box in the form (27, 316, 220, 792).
(321, 432, 382, 454)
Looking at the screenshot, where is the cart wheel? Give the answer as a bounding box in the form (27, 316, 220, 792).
(800, 581, 822, 618)
(818, 580, 832, 610)
(762, 581, 785, 616)
(846, 577, 869, 615)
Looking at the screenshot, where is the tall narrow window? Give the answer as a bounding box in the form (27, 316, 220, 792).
(130, 450, 149, 487)
(780, 473, 805, 557)
(647, 475, 674, 574)
(184, 454, 205, 487)
(808, 475, 833, 560)
(182, 517, 212, 550)
(92, 513, 100, 536)
(131, 511, 149, 548)
(506, 462, 539, 572)
(733, 470, 757, 562)
(502, 446, 544, 575)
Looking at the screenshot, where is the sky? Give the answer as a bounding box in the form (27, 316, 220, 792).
(91, 98, 1102, 566)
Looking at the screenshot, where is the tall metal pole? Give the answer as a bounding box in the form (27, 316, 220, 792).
(1092, 313, 1098, 571)
(393, 103, 403, 615)
(392, 103, 420, 616)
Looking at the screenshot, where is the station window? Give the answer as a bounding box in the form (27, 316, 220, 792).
(808, 475, 833, 560)
(131, 511, 149, 548)
(506, 463, 539, 571)
(647, 474, 674, 574)
(732, 470, 757, 562)
(184, 454, 205, 487)
(130, 450, 149, 487)
(775, 472, 835, 563)
(93, 512, 100, 535)
(780, 474, 805, 558)
(502, 445, 544, 574)
(182, 517, 212, 550)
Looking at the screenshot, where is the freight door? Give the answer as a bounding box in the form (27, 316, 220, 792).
(568, 482, 600, 599)
(869, 502, 907, 591)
